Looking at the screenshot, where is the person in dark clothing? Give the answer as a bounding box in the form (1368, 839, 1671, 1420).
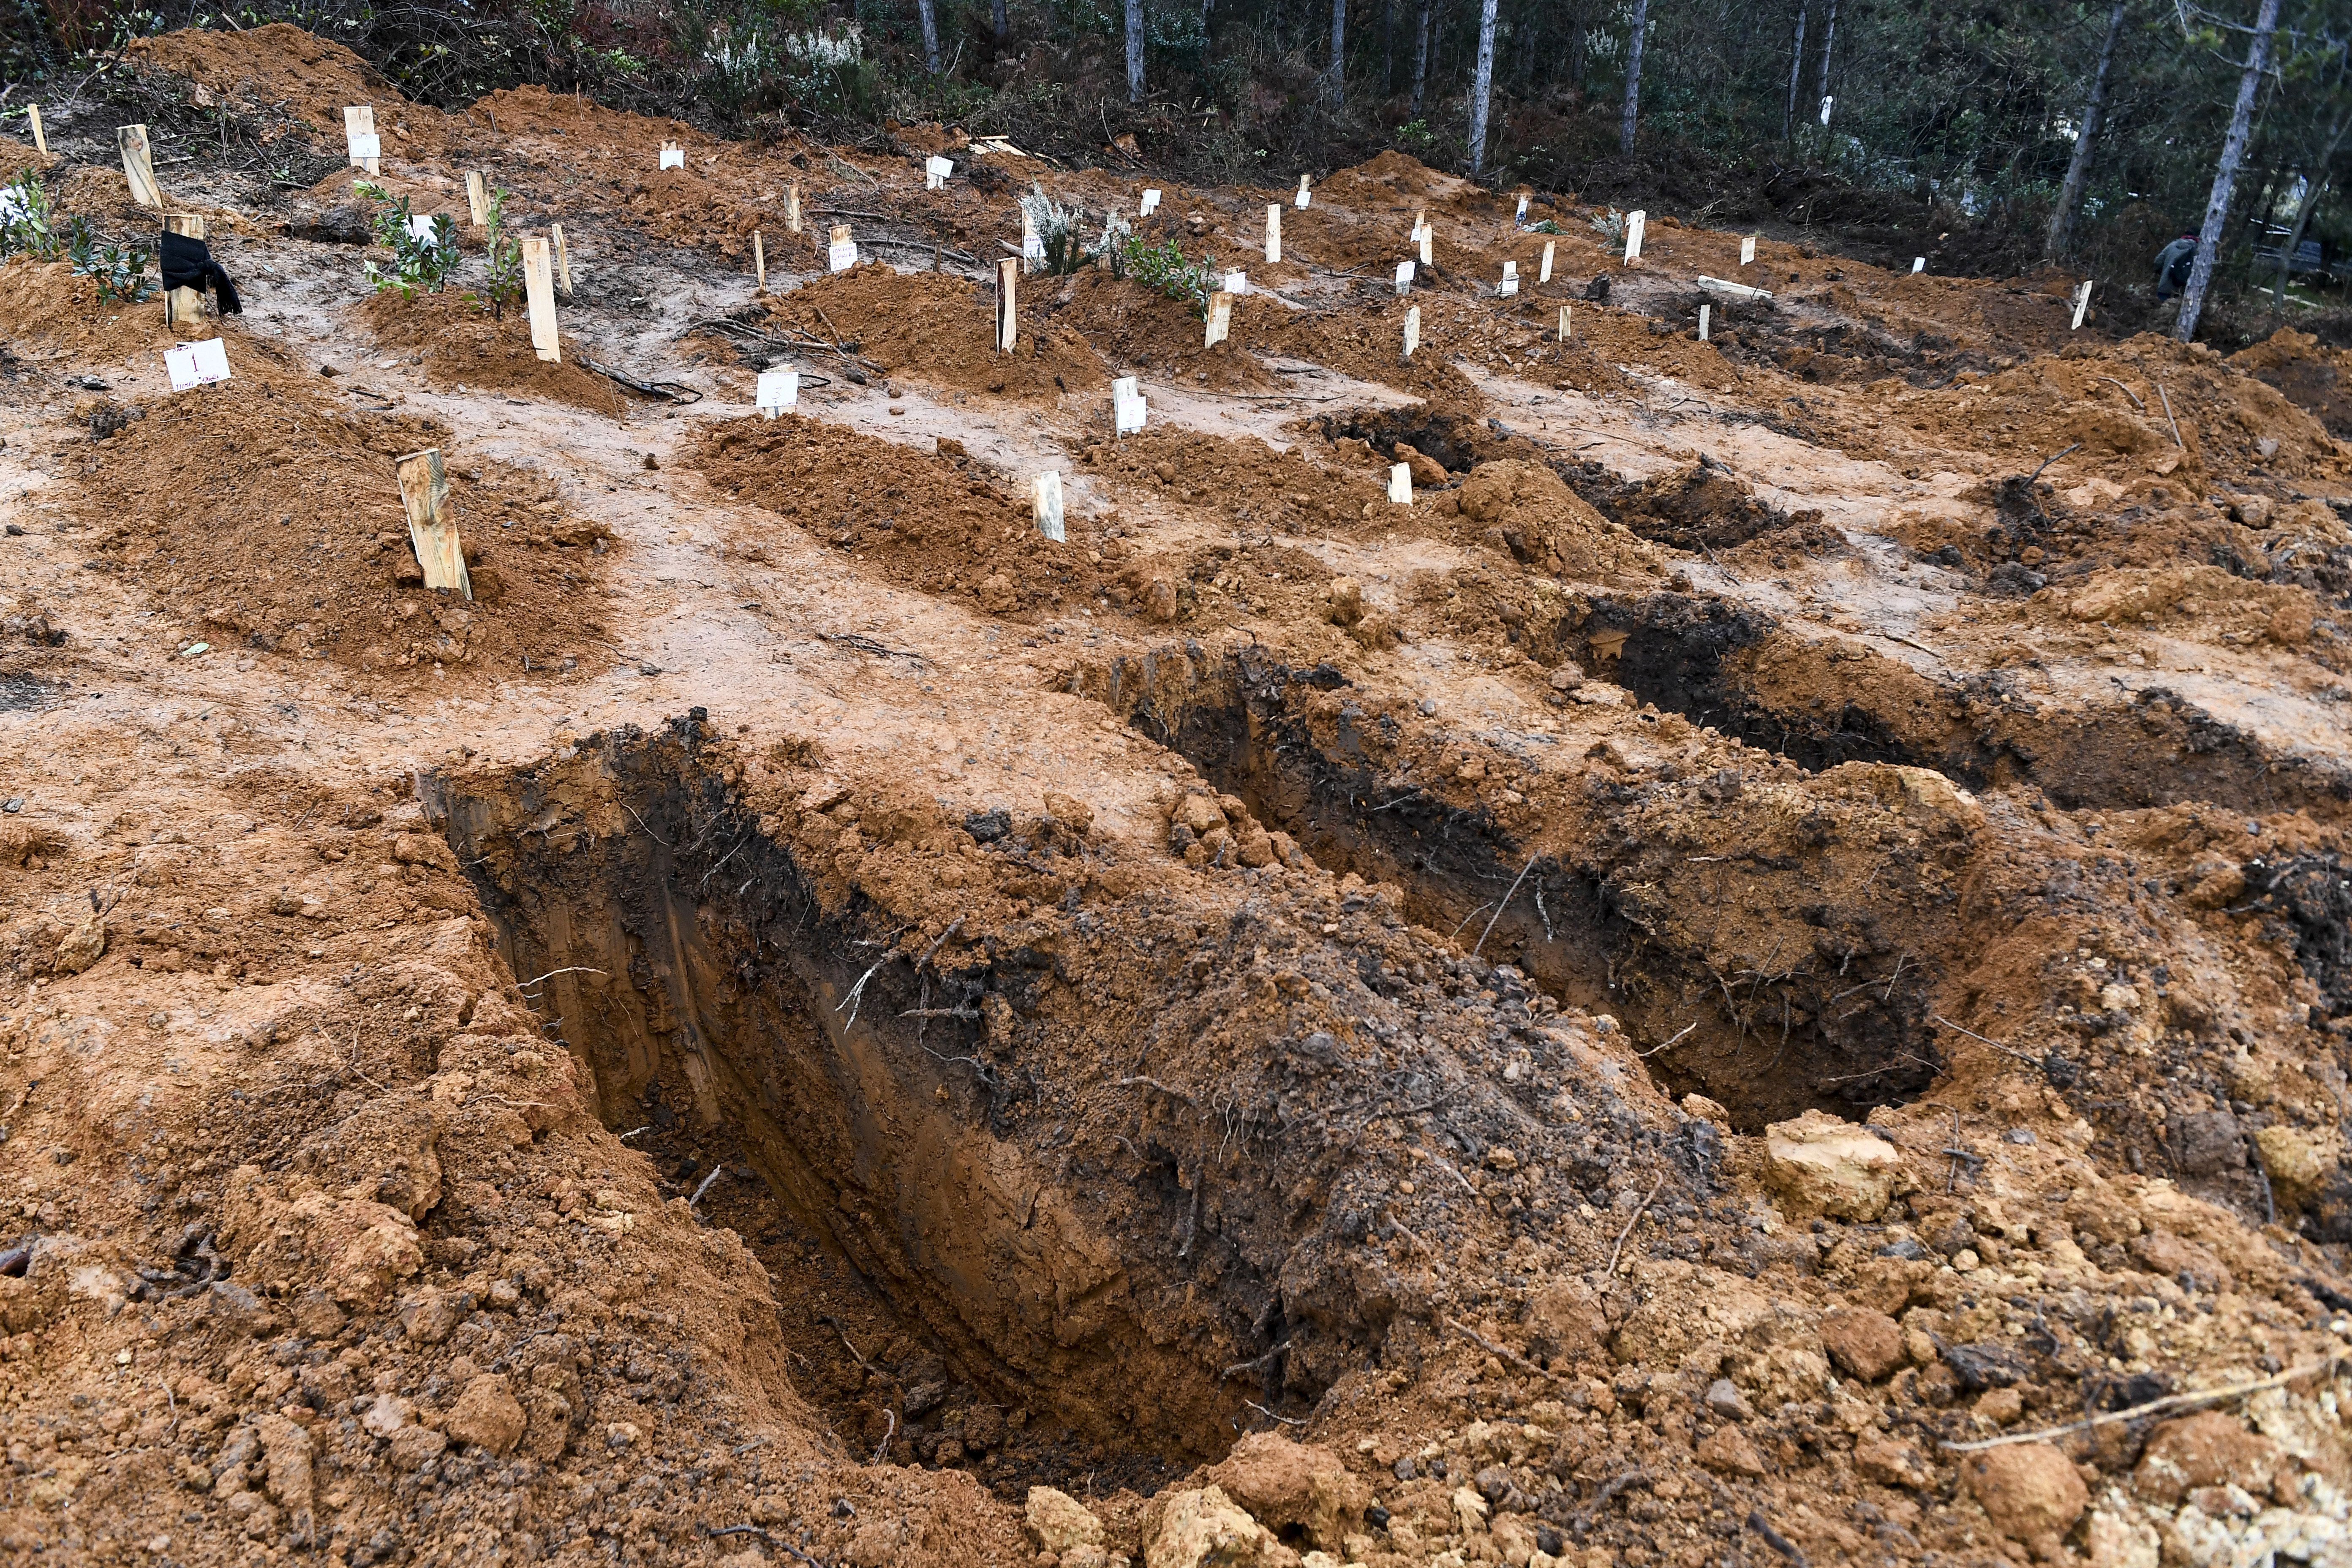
(2153, 232, 2197, 300)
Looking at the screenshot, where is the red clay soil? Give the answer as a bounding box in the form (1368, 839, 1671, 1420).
(753, 265, 1112, 399)
(357, 289, 631, 416)
(65, 325, 618, 682)
(2233, 326, 2352, 438)
(126, 22, 393, 139)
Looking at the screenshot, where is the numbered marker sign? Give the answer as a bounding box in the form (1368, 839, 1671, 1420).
(756, 369, 799, 417)
(1388, 463, 1412, 505)
(1021, 211, 1045, 263)
(406, 214, 440, 245)
(348, 133, 381, 163)
(1394, 260, 1414, 294)
(828, 224, 856, 273)
(1223, 271, 1248, 296)
(165, 338, 231, 391)
(1625, 210, 1646, 264)
(1499, 261, 1519, 298)
(925, 155, 953, 190)
(343, 106, 377, 173)
(1034, 471, 1066, 541)
(1295, 174, 1312, 209)
(659, 143, 685, 170)
(1139, 188, 1161, 216)
(1112, 376, 1146, 436)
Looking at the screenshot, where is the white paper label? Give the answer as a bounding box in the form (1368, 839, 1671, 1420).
(660, 147, 685, 170)
(1023, 234, 1045, 261)
(165, 338, 231, 391)
(348, 132, 380, 162)
(1625, 210, 1646, 263)
(1388, 463, 1412, 504)
(1034, 471, 1065, 541)
(828, 239, 857, 272)
(1740, 234, 1756, 265)
(406, 214, 440, 245)
(756, 369, 799, 416)
(925, 155, 953, 189)
(1112, 376, 1145, 436)
(1140, 188, 1161, 215)
(1295, 176, 1311, 209)
(1403, 305, 1420, 360)
(1912, 256, 1926, 274)
(1224, 271, 1247, 295)
(1394, 260, 1414, 294)
(1500, 261, 1518, 297)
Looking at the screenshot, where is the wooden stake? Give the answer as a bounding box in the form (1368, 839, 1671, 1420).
(786, 184, 801, 234)
(1698, 303, 1710, 341)
(660, 140, 683, 170)
(343, 105, 378, 175)
(1394, 260, 1414, 294)
(1559, 305, 1570, 341)
(1624, 210, 1645, 264)
(1021, 208, 1040, 272)
(2072, 279, 2094, 331)
(1295, 173, 1311, 209)
(1205, 290, 1233, 348)
(1388, 463, 1412, 504)
(1418, 226, 1432, 266)
(1911, 256, 1926, 274)
(753, 230, 766, 292)
(1266, 203, 1281, 264)
(163, 214, 206, 331)
(995, 257, 1018, 353)
(1033, 471, 1065, 541)
(28, 103, 47, 157)
(1499, 261, 1518, 297)
(1403, 305, 1420, 361)
(1539, 240, 1554, 284)
(466, 172, 490, 228)
(522, 237, 559, 363)
(550, 223, 573, 295)
(395, 448, 472, 600)
(117, 125, 161, 210)
(1740, 233, 1757, 266)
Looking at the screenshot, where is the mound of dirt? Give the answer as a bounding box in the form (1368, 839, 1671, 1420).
(1452, 458, 1663, 582)
(1314, 150, 1482, 212)
(2233, 327, 2352, 438)
(1045, 268, 1271, 391)
(357, 288, 628, 416)
(760, 265, 1111, 398)
(68, 327, 615, 680)
(0, 257, 179, 361)
(126, 22, 389, 139)
(694, 412, 1122, 618)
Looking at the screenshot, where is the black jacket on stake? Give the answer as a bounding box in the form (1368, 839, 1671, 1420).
(158, 229, 242, 315)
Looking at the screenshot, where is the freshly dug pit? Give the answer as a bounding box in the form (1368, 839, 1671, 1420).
(427, 720, 1466, 1484)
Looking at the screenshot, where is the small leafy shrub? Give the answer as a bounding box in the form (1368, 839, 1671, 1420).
(3, 172, 153, 301)
(360, 187, 460, 297)
(1121, 235, 1218, 318)
(69, 221, 155, 302)
(471, 186, 524, 319)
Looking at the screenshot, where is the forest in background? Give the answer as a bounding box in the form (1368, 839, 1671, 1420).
(4, 0, 2349, 346)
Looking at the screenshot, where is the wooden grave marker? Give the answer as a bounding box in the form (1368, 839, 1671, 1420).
(1034, 471, 1065, 541)
(1624, 210, 1645, 264)
(466, 172, 490, 228)
(343, 106, 378, 174)
(550, 223, 573, 294)
(395, 448, 472, 600)
(117, 125, 161, 210)
(26, 104, 45, 157)
(996, 258, 1018, 352)
(753, 230, 766, 291)
(163, 213, 207, 330)
(1403, 305, 1420, 361)
(522, 237, 559, 362)
(1205, 290, 1233, 348)
(1265, 203, 1280, 264)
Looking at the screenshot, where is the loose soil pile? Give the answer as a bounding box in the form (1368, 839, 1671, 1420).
(757, 265, 1112, 399)
(65, 327, 616, 679)
(357, 288, 630, 416)
(2234, 326, 2352, 438)
(126, 22, 391, 139)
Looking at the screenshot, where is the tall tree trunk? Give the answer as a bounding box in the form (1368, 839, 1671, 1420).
(2045, 0, 2127, 261)
(1383, 0, 1395, 95)
(1410, 0, 1432, 114)
(1783, 2, 1807, 140)
(1467, 0, 1500, 174)
(916, 0, 942, 72)
(1813, 0, 1837, 109)
(2177, 0, 2282, 342)
(1125, 0, 1145, 103)
(993, 0, 1007, 46)
(2274, 109, 2350, 313)
(1203, 0, 1215, 51)
(1619, 0, 1649, 155)
(1568, 0, 1587, 90)
(1330, 0, 1348, 106)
